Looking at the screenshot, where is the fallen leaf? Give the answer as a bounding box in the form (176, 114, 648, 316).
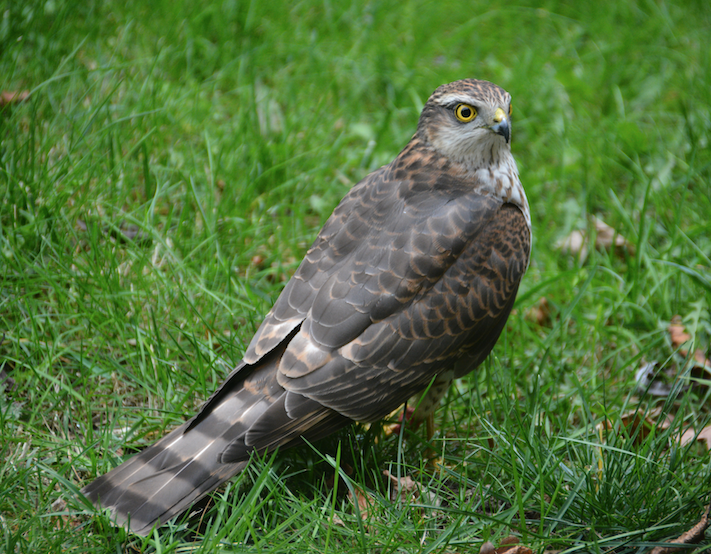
(649, 502, 710, 554)
(500, 547, 533, 554)
(479, 536, 533, 554)
(349, 484, 376, 521)
(556, 215, 635, 262)
(49, 496, 78, 530)
(634, 361, 675, 397)
(679, 425, 711, 452)
(525, 297, 552, 327)
(251, 255, 266, 268)
(668, 315, 711, 370)
(592, 216, 634, 255)
(669, 317, 692, 348)
(0, 90, 29, 107)
(383, 469, 419, 504)
(331, 483, 377, 527)
(0, 364, 16, 392)
(599, 408, 672, 445)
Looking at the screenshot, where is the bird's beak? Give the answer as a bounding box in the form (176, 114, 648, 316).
(490, 107, 510, 143)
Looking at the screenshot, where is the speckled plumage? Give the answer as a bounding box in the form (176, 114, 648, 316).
(81, 79, 531, 536)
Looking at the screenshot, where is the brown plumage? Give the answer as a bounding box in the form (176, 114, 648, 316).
(81, 78, 531, 536)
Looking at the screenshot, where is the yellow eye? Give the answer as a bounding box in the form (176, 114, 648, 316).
(454, 103, 477, 123)
(508, 103, 513, 116)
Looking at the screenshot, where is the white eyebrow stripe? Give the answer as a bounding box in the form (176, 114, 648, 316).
(437, 93, 477, 105)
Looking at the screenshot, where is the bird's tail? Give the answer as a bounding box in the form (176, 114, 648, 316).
(81, 370, 255, 536)
(81, 344, 351, 536)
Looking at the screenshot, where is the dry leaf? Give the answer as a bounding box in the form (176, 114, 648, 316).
(592, 216, 634, 255)
(557, 229, 588, 259)
(251, 255, 266, 268)
(599, 408, 673, 445)
(679, 425, 711, 452)
(690, 363, 711, 393)
(0, 366, 16, 392)
(479, 536, 533, 554)
(499, 547, 533, 554)
(0, 90, 29, 107)
(383, 469, 419, 504)
(525, 297, 552, 327)
(348, 485, 376, 521)
(557, 215, 635, 261)
(331, 485, 374, 528)
(668, 315, 711, 370)
(649, 502, 710, 554)
(635, 361, 675, 397)
(669, 317, 692, 347)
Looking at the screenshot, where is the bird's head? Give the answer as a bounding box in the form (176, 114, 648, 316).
(417, 79, 514, 170)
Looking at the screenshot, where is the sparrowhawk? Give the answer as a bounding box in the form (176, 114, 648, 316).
(82, 78, 531, 536)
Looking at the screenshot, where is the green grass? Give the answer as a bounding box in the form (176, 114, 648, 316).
(2, 0, 711, 552)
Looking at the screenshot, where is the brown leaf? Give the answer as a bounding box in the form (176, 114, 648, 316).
(479, 536, 533, 554)
(525, 297, 552, 327)
(692, 350, 711, 368)
(0, 90, 29, 107)
(668, 315, 711, 370)
(330, 484, 377, 528)
(669, 317, 692, 348)
(592, 216, 634, 255)
(349, 485, 376, 521)
(0, 365, 16, 392)
(649, 502, 710, 554)
(556, 215, 635, 261)
(556, 229, 588, 259)
(679, 425, 711, 451)
(599, 409, 670, 445)
(500, 547, 533, 554)
(383, 469, 419, 504)
(480, 541, 496, 554)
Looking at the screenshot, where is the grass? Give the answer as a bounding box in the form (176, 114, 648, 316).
(1, 0, 711, 552)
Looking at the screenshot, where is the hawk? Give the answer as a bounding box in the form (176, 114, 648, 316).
(82, 79, 531, 536)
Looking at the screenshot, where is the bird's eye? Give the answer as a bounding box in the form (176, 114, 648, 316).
(508, 103, 513, 116)
(454, 103, 477, 123)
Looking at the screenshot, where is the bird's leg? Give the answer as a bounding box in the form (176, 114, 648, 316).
(426, 413, 435, 442)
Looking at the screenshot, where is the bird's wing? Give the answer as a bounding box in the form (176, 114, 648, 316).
(241, 159, 529, 430)
(274, 200, 530, 422)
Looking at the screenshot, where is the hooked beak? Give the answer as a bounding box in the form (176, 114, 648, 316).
(490, 107, 510, 143)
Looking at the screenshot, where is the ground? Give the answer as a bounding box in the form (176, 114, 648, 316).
(1, 0, 710, 552)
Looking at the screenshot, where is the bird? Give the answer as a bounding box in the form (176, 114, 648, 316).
(81, 78, 531, 536)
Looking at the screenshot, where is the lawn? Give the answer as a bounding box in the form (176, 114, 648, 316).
(1, 0, 710, 552)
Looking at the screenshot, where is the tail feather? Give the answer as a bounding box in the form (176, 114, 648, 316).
(82, 410, 249, 535)
(82, 351, 352, 536)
